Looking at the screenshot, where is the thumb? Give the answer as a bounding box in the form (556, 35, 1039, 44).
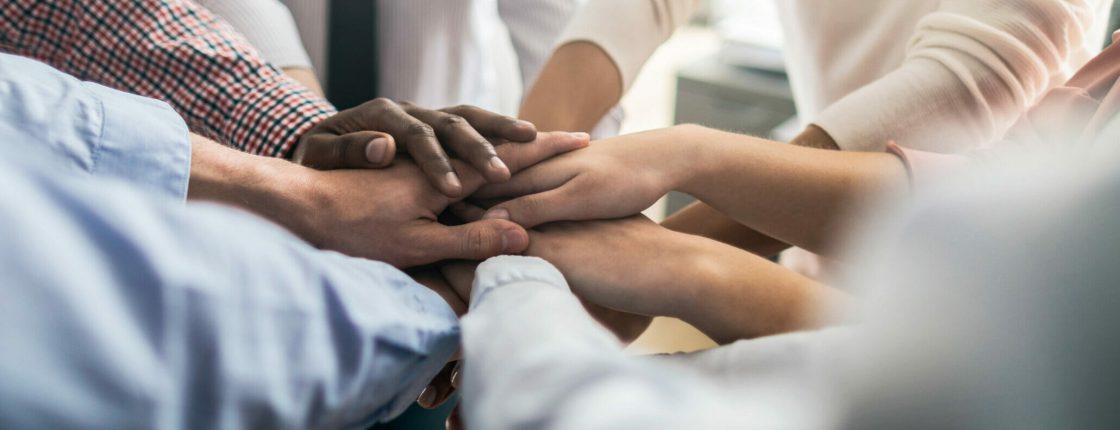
(296, 131, 397, 169)
(483, 187, 580, 229)
(415, 219, 530, 263)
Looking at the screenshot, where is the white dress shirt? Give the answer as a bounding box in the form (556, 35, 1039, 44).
(201, 0, 581, 116)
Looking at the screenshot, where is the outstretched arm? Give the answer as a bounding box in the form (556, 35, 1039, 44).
(519, 0, 698, 131)
(478, 125, 909, 258)
(0, 155, 460, 429)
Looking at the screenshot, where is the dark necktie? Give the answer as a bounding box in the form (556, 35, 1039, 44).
(327, 0, 379, 110)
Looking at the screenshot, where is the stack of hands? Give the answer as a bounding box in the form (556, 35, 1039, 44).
(245, 101, 826, 423)
(272, 101, 729, 336)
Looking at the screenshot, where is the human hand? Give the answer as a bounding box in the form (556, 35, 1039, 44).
(520, 215, 717, 319)
(286, 132, 588, 268)
(294, 99, 538, 197)
(410, 262, 476, 413)
(474, 125, 698, 228)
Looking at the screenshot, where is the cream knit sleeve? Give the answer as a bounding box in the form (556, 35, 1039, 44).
(814, 0, 1109, 152)
(558, 0, 700, 91)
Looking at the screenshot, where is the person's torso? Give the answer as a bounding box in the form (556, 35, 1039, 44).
(775, 0, 939, 121)
(376, 0, 515, 111)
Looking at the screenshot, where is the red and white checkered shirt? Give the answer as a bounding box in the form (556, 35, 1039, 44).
(0, 0, 337, 158)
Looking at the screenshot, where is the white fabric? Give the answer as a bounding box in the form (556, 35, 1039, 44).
(562, 0, 1113, 151)
(460, 256, 847, 429)
(218, 0, 582, 116)
(194, 0, 313, 70)
(461, 141, 1120, 428)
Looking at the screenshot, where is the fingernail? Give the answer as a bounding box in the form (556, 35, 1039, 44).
(484, 208, 510, 221)
(445, 172, 462, 190)
(365, 138, 389, 163)
(417, 385, 437, 408)
(489, 157, 508, 172)
(500, 228, 527, 253)
(570, 132, 590, 140)
(450, 368, 462, 388)
(515, 120, 534, 128)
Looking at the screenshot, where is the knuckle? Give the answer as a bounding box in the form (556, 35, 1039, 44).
(369, 97, 395, 109)
(463, 226, 493, 255)
(449, 104, 474, 113)
(406, 122, 436, 139)
(440, 114, 467, 128)
(518, 196, 545, 218)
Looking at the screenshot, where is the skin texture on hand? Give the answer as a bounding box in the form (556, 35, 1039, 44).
(188, 132, 590, 269)
(478, 124, 909, 258)
(475, 126, 695, 228)
(293, 99, 538, 197)
(523, 216, 851, 344)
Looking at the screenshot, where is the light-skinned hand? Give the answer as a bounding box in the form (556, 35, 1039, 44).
(474, 126, 697, 228)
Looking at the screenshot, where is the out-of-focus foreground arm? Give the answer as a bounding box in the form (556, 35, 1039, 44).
(460, 256, 730, 430)
(0, 53, 191, 199)
(0, 148, 458, 430)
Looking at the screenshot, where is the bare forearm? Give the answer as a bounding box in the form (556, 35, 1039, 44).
(674, 237, 851, 344)
(680, 126, 909, 256)
(188, 134, 315, 237)
(519, 42, 622, 132)
(662, 202, 790, 258)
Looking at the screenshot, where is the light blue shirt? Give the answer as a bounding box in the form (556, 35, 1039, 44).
(0, 53, 459, 429)
(0, 53, 191, 200)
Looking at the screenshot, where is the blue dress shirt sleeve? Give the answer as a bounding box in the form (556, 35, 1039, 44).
(0, 53, 191, 200)
(0, 156, 458, 429)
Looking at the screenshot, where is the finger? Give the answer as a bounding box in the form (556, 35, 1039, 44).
(406, 107, 509, 183)
(446, 402, 464, 430)
(452, 131, 587, 197)
(492, 131, 589, 174)
(450, 361, 463, 390)
(411, 219, 530, 264)
(418, 362, 458, 409)
(293, 131, 396, 169)
(411, 269, 468, 317)
(483, 186, 586, 229)
(439, 261, 479, 302)
(473, 162, 574, 199)
(442, 105, 537, 142)
(369, 100, 462, 197)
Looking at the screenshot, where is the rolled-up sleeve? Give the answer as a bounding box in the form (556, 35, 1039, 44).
(0, 53, 191, 200)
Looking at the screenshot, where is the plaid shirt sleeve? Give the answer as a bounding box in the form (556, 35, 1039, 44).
(0, 0, 337, 158)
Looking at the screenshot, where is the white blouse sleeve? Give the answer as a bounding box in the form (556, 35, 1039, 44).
(195, 0, 314, 70)
(558, 0, 700, 91)
(814, 0, 1108, 152)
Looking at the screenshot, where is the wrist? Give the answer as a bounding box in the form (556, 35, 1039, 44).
(189, 137, 320, 240)
(668, 124, 725, 195)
